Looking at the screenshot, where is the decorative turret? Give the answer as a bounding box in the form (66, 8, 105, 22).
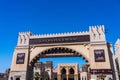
(17, 32, 33, 46)
(89, 25, 106, 42)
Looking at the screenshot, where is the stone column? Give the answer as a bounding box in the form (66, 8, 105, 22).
(66, 67, 69, 80)
(74, 74, 78, 80)
(57, 74, 61, 80)
(66, 74, 68, 80)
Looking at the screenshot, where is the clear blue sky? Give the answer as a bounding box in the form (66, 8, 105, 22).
(0, 0, 120, 72)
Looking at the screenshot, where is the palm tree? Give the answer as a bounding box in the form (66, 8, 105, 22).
(34, 72, 40, 80)
(44, 72, 49, 80)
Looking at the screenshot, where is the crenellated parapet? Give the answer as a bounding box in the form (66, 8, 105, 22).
(89, 25, 105, 42)
(17, 32, 33, 46)
(17, 25, 106, 46)
(30, 31, 89, 38)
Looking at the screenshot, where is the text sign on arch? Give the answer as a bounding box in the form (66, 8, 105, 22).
(16, 53, 25, 64)
(94, 49, 105, 62)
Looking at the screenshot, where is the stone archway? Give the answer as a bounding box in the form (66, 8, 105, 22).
(69, 68, 74, 80)
(30, 47, 89, 66)
(61, 68, 67, 80)
(61, 68, 66, 74)
(9, 26, 115, 80)
(69, 68, 74, 74)
(28, 47, 90, 80)
(16, 78, 20, 80)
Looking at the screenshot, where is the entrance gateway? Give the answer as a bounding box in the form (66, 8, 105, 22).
(9, 25, 117, 80)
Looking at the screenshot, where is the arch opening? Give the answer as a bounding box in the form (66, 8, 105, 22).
(69, 68, 74, 74)
(29, 47, 90, 80)
(16, 78, 20, 80)
(30, 47, 89, 66)
(61, 68, 66, 74)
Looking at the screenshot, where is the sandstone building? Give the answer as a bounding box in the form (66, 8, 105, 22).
(34, 61, 90, 80)
(9, 25, 118, 80)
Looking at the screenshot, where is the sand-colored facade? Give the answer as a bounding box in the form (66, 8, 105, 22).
(9, 25, 117, 80)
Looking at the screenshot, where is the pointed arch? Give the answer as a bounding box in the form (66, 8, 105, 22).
(61, 68, 66, 74)
(69, 68, 74, 74)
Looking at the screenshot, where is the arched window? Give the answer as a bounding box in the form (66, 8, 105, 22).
(10, 77, 13, 80)
(61, 68, 66, 74)
(16, 78, 20, 80)
(69, 68, 74, 74)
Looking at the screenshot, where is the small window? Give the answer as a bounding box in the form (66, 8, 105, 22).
(61, 68, 66, 74)
(69, 68, 74, 74)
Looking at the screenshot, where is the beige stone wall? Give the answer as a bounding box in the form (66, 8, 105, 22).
(115, 39, 120, 80)
(90, 43, 111, 69)
(58, 64, 78, 74)
(10, 47, 29, 71)
(115, 39, 120, 57)
(29, 42, 111, 69)
(9, 71, 26, 80)
(57, 64, 79, 80)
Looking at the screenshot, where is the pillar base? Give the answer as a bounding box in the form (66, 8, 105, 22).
(9, 71, 27, 80)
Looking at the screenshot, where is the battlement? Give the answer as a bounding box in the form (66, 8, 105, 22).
(17, 32, 33, 46)
(89, 25, 105, 32)
(89, 25, 106, 42)
(30, 31, 89, 38)
(17, 25, 106, 46)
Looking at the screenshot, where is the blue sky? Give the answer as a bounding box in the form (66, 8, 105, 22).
(0, 0, 120, 72)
